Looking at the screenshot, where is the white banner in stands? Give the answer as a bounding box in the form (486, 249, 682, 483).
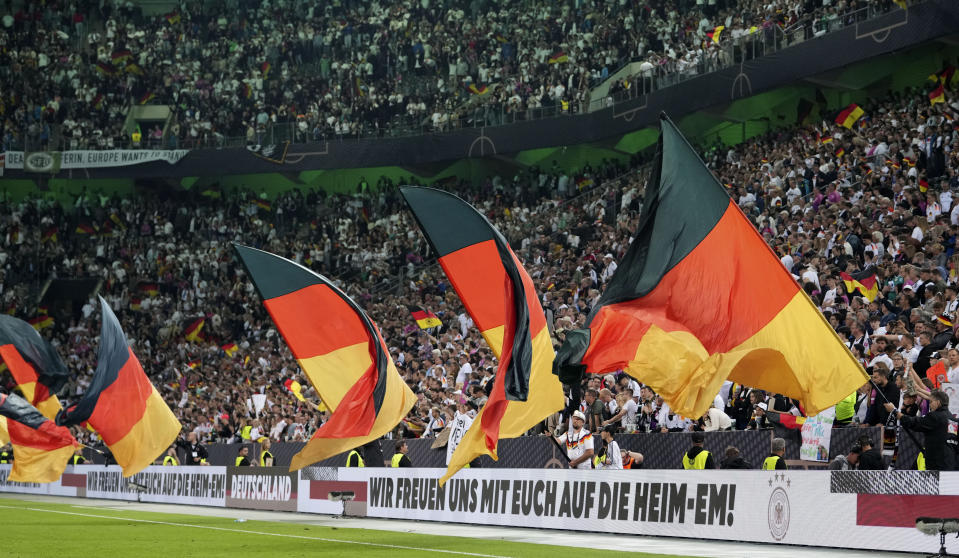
(3, 150, 189, 170)
(0, 465, 80, 497)
(341, 468, 959, 554)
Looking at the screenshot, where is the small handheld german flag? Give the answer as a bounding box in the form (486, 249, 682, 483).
(411, 307, 442, 329)
(840, 269, 879, 302)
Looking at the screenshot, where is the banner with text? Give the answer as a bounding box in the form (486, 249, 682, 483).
(341, 468, 959, 553)
(226, 467, 298, 512)
(800, 410, 835, 462)
(85, 466, 227, 506)
(4, 150, 189, 171)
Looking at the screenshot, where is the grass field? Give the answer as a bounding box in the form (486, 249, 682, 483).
(0, 497, 685, 558)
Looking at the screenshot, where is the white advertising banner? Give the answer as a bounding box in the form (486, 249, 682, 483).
(341, 467, 959, 553)
(0, 465, 80, 497)
(3, 149, 189, 171)
(83, 465, 227, 506)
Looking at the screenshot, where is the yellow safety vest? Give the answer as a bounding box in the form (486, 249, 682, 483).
(132, 131, 142, 143)
(682, 450, 710, 470)
(260, 450, 273, 467)
(347, 449, 365, 467)
(241, 426, 252, 440)
(163, 455, 178, 466)
(391, 453, 405, 467)
(835, 392, 856, 422)
(0, 451, 11, 464)
(762, 455, 784, 470)
(917, 452, 926, 471)
(235, 456, 248, 466)
(561, 100, 569, 112)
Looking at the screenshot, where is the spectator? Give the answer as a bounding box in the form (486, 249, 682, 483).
(596, 425, 622, 470)
(176, 432, 209, 466)
(554, 410, 593, 470)
(887, 389, 955, 471)
(720, 446, 753, 470)
(827, 446, 861, 471)
(857, 436, 885, 471)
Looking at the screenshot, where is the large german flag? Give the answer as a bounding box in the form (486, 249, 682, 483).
(56, 298, 181, 477)
(0, 315, 69, 419)
(840, 269, 879, 302)
(400, 187, 564, 485)
(0, 392, 77, 483)
(234, 245, 416, 470)
(554, 116, 867, 419)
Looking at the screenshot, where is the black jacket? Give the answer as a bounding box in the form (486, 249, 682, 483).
(858, 448, 885, 470)
(720, 456, 753, 469)
(901, 408, 956, 471)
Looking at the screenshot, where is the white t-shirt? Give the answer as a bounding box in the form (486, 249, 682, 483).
(446, 411, 474, 465)
(619, 399, 638, 430)
(601, 440, 623, 469)
(559, 428, 593, 469)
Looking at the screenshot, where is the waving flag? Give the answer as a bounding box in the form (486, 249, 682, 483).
(411, 307, 442, 330)
(554, 115, 868, 419)
(401, 187, 564, 485)
(0, 393, 77, 482)
(0, 315, 70, 419)
(835, 103, 865, 129)
(234, 245, 416, 470)
(548, 51, 568, 64)
(221, 343, 238, 357)
(183, 317, 206, 342)
(56, 298, 181, 477)
(840, 269, 879, 302)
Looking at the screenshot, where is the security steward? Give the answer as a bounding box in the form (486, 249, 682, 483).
(346, 447, 365, 467)
(391, 441, 412, 467)
(0, 444, 12, 464)
(762, 437, 788, 470)
(235, 446, 252, 466)
(258, 437, 274, 467)
(682, 431, 716, 469)
(163, 446, 179, 466)
(70, 448, 86, 465)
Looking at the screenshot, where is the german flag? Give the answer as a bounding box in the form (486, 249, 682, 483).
(706, 25, 724, 43)
(767, 412, 806, 430)
(261, 61, 271, 78)
(76, 223, 96, 235)
(187, 360, 199, 369)
(254, 199, 271, 212)
(400, 187, 564, 485)
(920, 179, 929, 193)
(221, 343, 238, 357)
(903, 157, 916, 167)
(553, 116, 867, 419)
(929, 84, 945, 106)
(184, 317, 205, 342)
(138, 91, 155, 105)
(124, 63, 144, 76)
(820, 136, 833, 145)
(165, 12, 181, 24)
(111, 49, 133, 65)
(41, 226, 58, 243)
(138, 282, 159, 296)
(467, 84, 489, 95)
(243, 83, 252, 99)
(130, 298, 141, 311)
(835, 103, 864, 129)
(0, 393, 77, 483)
(55, 298, 181, 477)
(93, 94, 104, 110)
(835, 148, 845, 158)
(0, 315, 70, 420)
(495, 34, 508, 43)
(95, 62, 117, 76)
(548, 51, 568, 64)
(410, 307, 442, 330)
(28, 315, 53, 331)
(234, 245, 416, 470)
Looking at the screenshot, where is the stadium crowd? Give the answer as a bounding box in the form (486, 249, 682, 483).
(2, 70, 959, 468)
(0, 0, 902, 151)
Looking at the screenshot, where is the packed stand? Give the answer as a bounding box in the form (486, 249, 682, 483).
(0, 0, 900, 151)
(1, 81, 958, 471)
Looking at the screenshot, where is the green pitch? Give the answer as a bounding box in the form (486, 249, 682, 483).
(0, 497, 685, 558)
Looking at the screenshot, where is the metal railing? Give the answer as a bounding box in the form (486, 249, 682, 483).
(2, 2, 910, 153)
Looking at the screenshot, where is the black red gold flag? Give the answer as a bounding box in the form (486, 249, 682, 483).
(411, 307, 442, 330)
(554, 115, 867, 419)
(400, 187, 564, 485)
(234, 245, 415, 470)
(0, 392, 76, 483)
(56, 298, 181, 476)
(0, 315, 69, 418)
(840, 269, 879, 302)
